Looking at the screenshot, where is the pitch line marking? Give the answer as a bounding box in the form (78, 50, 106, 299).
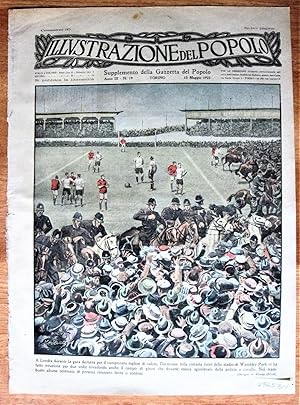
(35, 151, 87, 186)
(183, 149, 226, 204)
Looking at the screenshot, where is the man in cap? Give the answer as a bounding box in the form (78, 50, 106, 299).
(34, 229, 63, 285)
(182, 198, 196, 222)
(61, 212, 94, 255)
(34, 203, 53, 237)
(161, 197, 185, 227)
(242, 234, 260, 259)
(82, 212, 107, 241)
(250, 171, 265, 197)
(133, 197, 165, 246)
(192, 194, 207, 237)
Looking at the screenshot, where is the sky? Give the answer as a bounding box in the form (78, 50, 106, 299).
(36, 83, 280, 130)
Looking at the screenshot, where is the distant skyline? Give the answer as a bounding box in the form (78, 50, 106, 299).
(36, 84, 280, 130)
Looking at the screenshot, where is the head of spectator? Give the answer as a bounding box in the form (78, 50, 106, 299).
(36, 202, 45, 217)
(72, 212, 82, 229)
(171, 197, 180, 210)
(147, 198, 157, 211)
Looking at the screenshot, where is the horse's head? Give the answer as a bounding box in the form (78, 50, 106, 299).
(94, 234, 120, 259)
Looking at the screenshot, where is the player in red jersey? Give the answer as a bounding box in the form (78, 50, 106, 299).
(120, 137, 126, 152)
(50, 175, 60, 206)
(97, 174, 109, 211)
(87, 150, 95, 171)
(167, 161, 177, 193)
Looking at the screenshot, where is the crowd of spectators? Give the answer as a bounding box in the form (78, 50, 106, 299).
(188, 119, 280, 138)
(34, 140, 281, 358)
(36, 119, 116, 139)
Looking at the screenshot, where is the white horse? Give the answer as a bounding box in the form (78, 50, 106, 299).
(247, 214, 272, 243)
(201, 215, 230, 253)
(82, 234, 120, 260)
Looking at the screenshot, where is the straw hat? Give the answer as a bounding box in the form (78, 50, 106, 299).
(142, 303, 161, 321)
(138, 278, 157, 295)
(111, 316, 128, 331)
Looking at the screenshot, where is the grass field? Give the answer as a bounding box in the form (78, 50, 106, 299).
(34, 146, 247, 233)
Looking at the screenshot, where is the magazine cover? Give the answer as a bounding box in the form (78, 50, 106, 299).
(8, 6, 296, 395)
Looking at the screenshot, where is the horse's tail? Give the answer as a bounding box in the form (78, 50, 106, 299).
(227, 193, 235, 202)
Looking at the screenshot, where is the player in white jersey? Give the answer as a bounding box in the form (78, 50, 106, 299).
(74, 173, 85, 207)
(133, 151, 144, 183)
(93, 151, 103, 173)
(175, 163, 187, 195)
(61, 173, 71, 205)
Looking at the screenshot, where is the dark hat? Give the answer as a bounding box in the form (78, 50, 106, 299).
(124, 182, 132, 188)
(108, 337, 126, 356)
(255, 313, 271, 330)
(148, 197, 156, 205)
(217, 292, 234, 307)
(171, 197, 180, 204)
(195, 194, 204, 203)
(162, 289, 181, 306)
(64, 339, 80, 356)
(154, 316, 173, 335)
(255, 329, 272, 342)
(98, 317, 112, 332)
(46, 316, 65, 333)
(36, 202, 44, 210)
(204, 289, 218, 306)
(186, 310, 203, 326)
(250, 297, 272, 313)
(73, 212, 82, 220)
(213, 277, 239, 293)
(126, 334, 144, 352)
(176, 342, 198, 358)
(71, 314, 85, 329)
(209, 344, 231, 358)
(94, 212, 104, 221)
(183, 199, 191, 206)
(102, 250, 111, 258)
(248, 337, 269, 357)
(267, 308, 280, 324)
(207, 307, 226, 324)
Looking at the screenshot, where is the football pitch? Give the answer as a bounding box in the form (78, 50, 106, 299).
(34, 146, 246, 233)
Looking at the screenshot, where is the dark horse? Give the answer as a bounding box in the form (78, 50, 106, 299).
(222, 153, 244, 171)
(227, 189, 251, 210)
(235, 160, 259, 182)
(119, 226, 141, 255)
